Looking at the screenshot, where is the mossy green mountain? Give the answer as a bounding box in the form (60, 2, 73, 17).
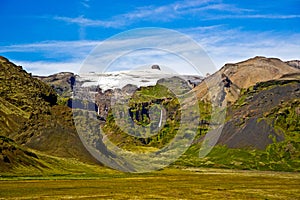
(177, 80, 300, 171)
(85, 57, 300, 172)
(0, 56, 98, 173)
(0, 55, 299, 174)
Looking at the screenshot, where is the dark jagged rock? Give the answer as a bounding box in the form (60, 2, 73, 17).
(221, 73, 232, 88)
(68, 98, 98, 112)
(151, 64, 161, 70)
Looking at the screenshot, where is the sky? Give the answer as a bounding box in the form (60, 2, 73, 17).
(0, 0, 299, 75)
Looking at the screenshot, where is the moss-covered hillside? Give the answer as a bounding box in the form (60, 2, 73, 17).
(1, 55, 299, 174)
(0, 56, 97, 167)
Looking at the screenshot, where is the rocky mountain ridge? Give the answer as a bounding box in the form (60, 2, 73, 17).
(0, 55, 299, 173)
(194, 56, 300, 105)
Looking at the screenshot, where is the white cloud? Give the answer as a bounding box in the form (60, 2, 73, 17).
(0, 40, 99, 61)
(81, 0, 90, 8)
(13, 60, 81, 76)
(53, 0, 253, 28)
(53, 16, 125, 28)
(185, 28, 300, 67)
(0, 40, 99, 52)
(0, 40, 100, 75)
(205, 14, 300, 20)
(79, 28, 217, 75)
(176, 3, 252, 14)
(53, 0, 300, 30)
(3, 27, 300, 76)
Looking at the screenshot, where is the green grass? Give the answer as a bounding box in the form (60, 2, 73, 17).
(0, 168, 299, 199)
(176, 144, 300, 172)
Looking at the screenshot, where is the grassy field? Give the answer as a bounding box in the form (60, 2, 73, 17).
(0, 168, 299, 199)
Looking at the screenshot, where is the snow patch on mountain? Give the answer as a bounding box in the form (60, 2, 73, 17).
(78, 68, 202, 91)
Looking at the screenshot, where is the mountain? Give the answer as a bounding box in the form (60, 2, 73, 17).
(34, 72, 75, 98)
(0, 135, 115, 176)
(194, 56, 300, 105)
(66, 56, 299, 171)
(0, 56, 98, 165)
(219, 56, 299, 89)
(178, 56, 300, 171)
(0, 55, 299, 173)
(179, 78, 300, 171)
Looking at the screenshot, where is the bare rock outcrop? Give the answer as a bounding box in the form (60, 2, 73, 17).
(285, 60, 300, 69)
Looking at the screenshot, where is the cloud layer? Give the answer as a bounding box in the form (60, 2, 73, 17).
(4, 26, 299, 75)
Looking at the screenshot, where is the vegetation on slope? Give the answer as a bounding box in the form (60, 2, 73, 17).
(1, 55, 299, 174)
(68, 71, 300, 171)
(0, 56, 97, 165)
(0, 135, 112, 177)
(176, 80, 300, 171)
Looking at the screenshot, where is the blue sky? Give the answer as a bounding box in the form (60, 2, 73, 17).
(0, 0, 299, 75)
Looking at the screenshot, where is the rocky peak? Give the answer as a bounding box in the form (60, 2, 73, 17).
(195, 56, 300, 105)
(151, 64, 161, 70)
(285, 60, 300, 69)
(220, 56, 300, 89)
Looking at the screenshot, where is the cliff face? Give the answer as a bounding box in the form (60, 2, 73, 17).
(62, 56, 300, 152)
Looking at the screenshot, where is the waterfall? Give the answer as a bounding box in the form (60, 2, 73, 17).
(158, 109, 163, 128)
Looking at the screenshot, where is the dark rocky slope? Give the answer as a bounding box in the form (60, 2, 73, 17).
(218, 80, 300, 150)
